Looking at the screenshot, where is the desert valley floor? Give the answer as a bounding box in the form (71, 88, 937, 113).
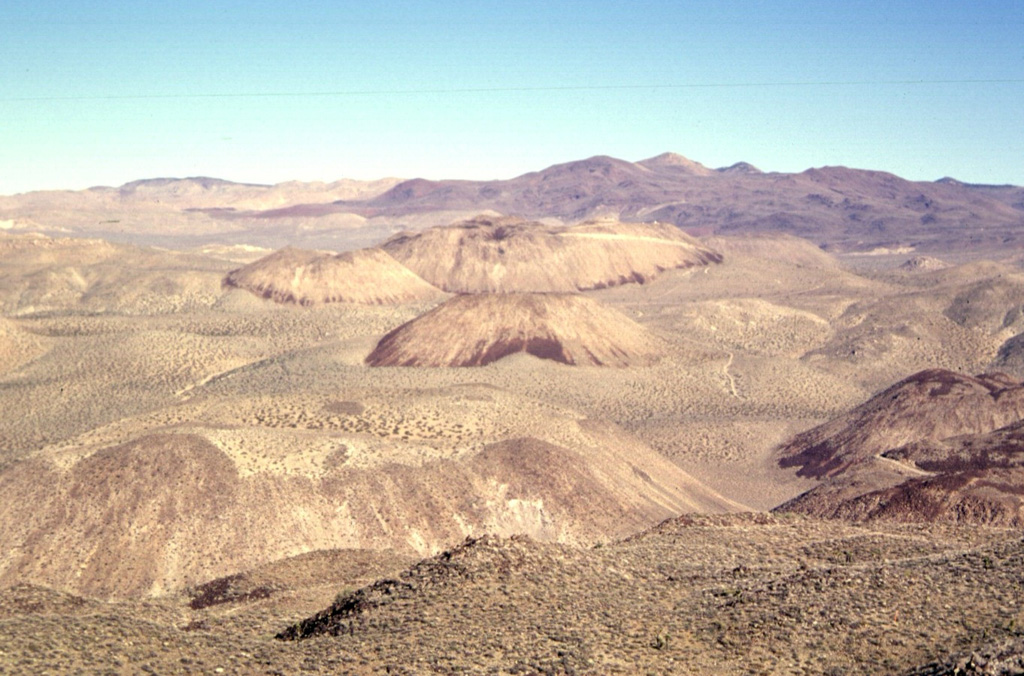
(3, 159, 1024, 674)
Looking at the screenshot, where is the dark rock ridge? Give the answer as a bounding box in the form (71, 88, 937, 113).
(272, 514, 1024, 675)
(277, 534, 551, 640)
(778, 369, 1024, 479)
(776, 369, 1024, 526)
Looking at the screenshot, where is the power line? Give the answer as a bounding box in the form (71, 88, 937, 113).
(3, 79, 1022, 103)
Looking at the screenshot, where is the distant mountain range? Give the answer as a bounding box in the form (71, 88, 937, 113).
(2, 153, 1022, 254)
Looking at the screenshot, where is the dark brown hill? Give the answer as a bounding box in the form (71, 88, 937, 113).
(778, 369, 1024, 480)
(223, 246, 442, 305)
(779, 420, 1024, 527)
(775, 369, 1024, 526)
(365, 293, 665, 367)
(379, 216, 722, 293)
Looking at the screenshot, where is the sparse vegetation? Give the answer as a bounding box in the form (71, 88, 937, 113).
(3, 173, 1024, 673)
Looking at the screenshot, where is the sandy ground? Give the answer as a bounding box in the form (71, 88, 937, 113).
(1, 235, 1022, 596)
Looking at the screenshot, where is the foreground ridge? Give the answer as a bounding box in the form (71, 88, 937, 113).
(270, 515, 1024, 674)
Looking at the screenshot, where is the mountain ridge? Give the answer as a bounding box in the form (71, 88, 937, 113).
(4, 152, 1021, 253)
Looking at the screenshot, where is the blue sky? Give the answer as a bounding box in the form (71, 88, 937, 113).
(1, 1, 1022, 193)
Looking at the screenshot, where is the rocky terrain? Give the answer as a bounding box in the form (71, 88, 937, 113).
(2, 514, 1022, 674)
(777, 369, 1024, 480)
(366, 293, 666, 367)
(274, 516, 1024, 675)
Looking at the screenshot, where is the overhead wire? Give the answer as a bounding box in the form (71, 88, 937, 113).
(3, 78, 1022, 103)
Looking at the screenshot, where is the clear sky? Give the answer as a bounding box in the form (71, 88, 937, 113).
(1, 1, 1022, 194)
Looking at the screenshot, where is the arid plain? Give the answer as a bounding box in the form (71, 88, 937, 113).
(3, 155, 1024, 674)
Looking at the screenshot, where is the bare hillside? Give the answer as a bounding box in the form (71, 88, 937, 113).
(0, 232, 230, 315)
(379, 216, 722, 293)
(223, 247, 443, 305)
(366, 293, 666, 367)
(0, 403, 739, 598)
(0, 317, 49, 373)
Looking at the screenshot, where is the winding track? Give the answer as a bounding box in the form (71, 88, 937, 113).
(722, 351, 740, 398)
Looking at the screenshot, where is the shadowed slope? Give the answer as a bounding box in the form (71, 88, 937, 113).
(366, 293, 665, 367)
(994, 333, 1024, 379)
(379, 216, 722, 293)
(223, 247, 443, 305)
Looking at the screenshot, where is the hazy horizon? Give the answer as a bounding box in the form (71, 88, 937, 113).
(2, 0, 1022, 194)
